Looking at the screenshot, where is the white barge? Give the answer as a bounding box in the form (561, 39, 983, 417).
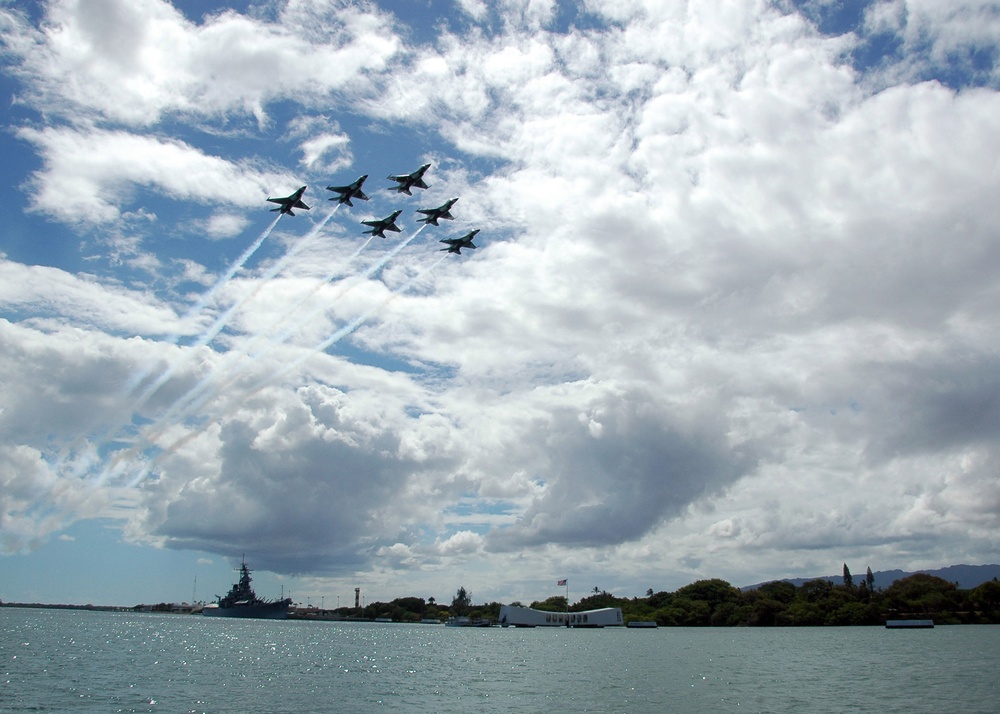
(497, 605, 624, 628)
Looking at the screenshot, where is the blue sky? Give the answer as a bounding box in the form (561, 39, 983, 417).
(2, 0, 1000, 608)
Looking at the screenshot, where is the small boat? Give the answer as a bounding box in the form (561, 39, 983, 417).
(885, 619, 934, 629)
(626, 620, 658, 628)
(203, 557, 291, 619)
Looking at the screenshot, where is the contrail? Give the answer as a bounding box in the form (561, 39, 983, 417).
(60, 213, 286, 483)
(130, 231, 380, 448)
(126, 252, 448, 489)
(123, 214, 283, 394)
(89, 209, 319, 487)
(182, 213, 285, 328)
(119, 213, 284, 415)
(250, 249, 446, 397)
(186, 203, 341, 348)
(128, 206, 340, 417)
(209, 230, 375, 368)
(143, 226, 426, 439)
(97, 227, 427, 487)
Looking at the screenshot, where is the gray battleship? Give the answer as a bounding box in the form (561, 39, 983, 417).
(202, 557, 291, 619)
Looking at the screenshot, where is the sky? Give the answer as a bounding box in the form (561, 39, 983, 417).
(1, 0, 999, 609)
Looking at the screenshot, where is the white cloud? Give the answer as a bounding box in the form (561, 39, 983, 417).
(205, 212, 250, 239)
(1, 0, 403, 126)
(862, 0, 1000, 86)
(0, 259, 187, 333)
(17, 125, 299, 224)
(436, 530, 485, 556)
(3, 0, 1000, 599)
(455, 0, 489, 22)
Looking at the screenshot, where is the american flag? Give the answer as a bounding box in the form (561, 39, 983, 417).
(557, 579, 567, 586)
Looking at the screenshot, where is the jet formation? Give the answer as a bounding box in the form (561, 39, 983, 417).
(266, 164, 480, 255)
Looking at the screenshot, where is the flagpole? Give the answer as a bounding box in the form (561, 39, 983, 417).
(565, 579, 569, 627)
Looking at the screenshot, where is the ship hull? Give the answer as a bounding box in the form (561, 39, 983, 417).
(202, 600, 290, 619)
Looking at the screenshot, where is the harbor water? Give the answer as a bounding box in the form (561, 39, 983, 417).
(2, 608, 998, 712)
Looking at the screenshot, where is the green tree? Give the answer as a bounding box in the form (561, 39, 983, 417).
(827, 601, 874, 626)
(969, 580, 1000, 616)
(647, 590, 673, 609)
(529, 595, 568, 612)
(741, 582, 796, 626)
(665, 597, 712, 625)
(755, 581, 797, 604)
(675, 579, 742, 608)
(884, 574, 961, 618)
(800, 578, 835, 602)
(672, 579, 742, 626)
(452, 586, 472, 616)
(391, 597, 426, 617)
(843, 563, 853, 589)
(780, 600, 824, 626)
(573, 590, 621, 611)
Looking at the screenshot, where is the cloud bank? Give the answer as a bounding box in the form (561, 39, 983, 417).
(1, 0, 999, 600)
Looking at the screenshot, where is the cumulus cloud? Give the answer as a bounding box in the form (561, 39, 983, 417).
(2, 0, 1000, 600)
(0, 0, 402, 126)
(205, 212, 251, 239)
(0, 259, 187, 334)
(855, 0, 1000, 88)
(16, 125, 299, 224)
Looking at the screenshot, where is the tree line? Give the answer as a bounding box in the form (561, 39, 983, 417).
(331, 568, 1000, 626)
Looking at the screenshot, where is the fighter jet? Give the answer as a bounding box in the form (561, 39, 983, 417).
(326, 175, 369, 206)
(440, 229, 479, 254)
(416, 198, 459, 226)
(361, 210, 403, 238)
(387, 163, 431, 195)
(266, 186, 309, 216)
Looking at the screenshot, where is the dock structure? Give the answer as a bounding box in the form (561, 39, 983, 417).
(885, 619, 935, 629)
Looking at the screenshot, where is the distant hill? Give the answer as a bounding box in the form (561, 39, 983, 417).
(743, 563, 1000, 591)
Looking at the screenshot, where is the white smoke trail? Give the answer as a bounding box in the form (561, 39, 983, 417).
(142, 226, 425, 438)
(129, 232, 380, 448)
(89, 208, 322, 487)
(56, 213, 285, 484)
(96, 227, 424, 487)
(128, 206, 339, 417)
(127, 252, 448, 488)
(249, 249, 446, 397)
(122, 214, 283, 396)
(268, 228, 424, 346)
